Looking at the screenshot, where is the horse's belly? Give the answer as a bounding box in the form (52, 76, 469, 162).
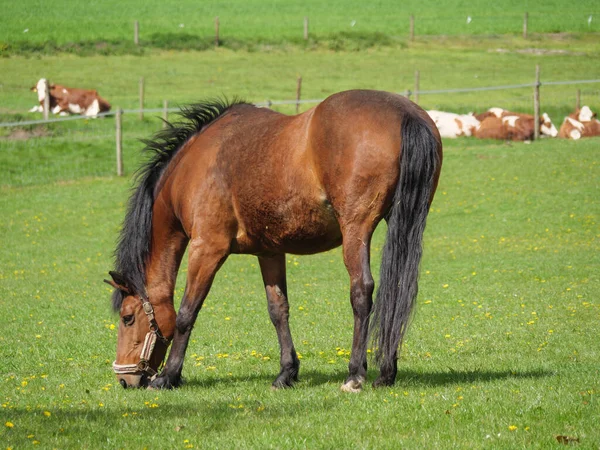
(234, 196, 342, 255)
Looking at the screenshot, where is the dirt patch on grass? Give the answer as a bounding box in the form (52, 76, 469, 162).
(1, 127, 49, 140)
(491, 48, 586, 56)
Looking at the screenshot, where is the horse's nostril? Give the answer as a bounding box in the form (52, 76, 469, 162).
(119, 378, 128, 389)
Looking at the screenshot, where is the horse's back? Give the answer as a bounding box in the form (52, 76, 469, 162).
(166, 90, 438, 256)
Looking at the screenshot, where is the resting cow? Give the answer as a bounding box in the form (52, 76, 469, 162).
(559, 106, 600, 139)
(426, 110, 480, 138)
(474, 107, 558, 140)
(475, 113, 557, 141)
(30, 78, 111, 117)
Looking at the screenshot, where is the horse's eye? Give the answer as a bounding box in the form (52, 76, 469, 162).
(122, 314, 135, 326)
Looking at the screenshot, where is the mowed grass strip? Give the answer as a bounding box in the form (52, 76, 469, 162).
(0, 137, 598, 448)
(2, 36, 600, 114)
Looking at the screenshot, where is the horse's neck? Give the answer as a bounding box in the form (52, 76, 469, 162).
(145, 200, 188, 305)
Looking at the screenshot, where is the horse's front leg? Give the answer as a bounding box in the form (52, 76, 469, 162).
(150, 242, 229, 389)
(340, 228, 374, 393)
(258, 254, 300, 388)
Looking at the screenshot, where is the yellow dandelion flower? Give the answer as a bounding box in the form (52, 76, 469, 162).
(43, 411, 51, 417)
(5, 421, 14, 428)
(508, 425, 518, 431)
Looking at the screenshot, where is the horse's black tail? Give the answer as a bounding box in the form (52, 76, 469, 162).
(371, 111, 441, 382)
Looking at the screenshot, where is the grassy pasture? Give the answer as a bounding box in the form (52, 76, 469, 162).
(1, 11, 600, 448)
(1, 37, 599, 187)
(0, 138, 598, 448)
(1, 0, 599, 55)
(2, 35, 599, 115)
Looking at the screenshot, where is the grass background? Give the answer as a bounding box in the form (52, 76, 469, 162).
(1, 0, 599, 53)
(1, 1, 600, 448)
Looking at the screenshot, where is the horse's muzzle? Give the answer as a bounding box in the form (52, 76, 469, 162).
(117, 373, 148, 389)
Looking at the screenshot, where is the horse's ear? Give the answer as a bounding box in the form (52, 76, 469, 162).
(104, 271, 131, 294)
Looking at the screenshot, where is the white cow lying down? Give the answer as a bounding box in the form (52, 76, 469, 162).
(426, 110, 480, 138)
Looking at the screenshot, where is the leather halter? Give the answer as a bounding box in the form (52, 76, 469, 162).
(112, 294, 169, 379)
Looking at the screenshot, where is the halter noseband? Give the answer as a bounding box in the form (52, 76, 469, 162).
(112, 294, 170, 380)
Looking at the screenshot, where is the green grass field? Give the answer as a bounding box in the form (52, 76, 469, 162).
(1, 4, 600, 447)
(1, 138, 598, 448)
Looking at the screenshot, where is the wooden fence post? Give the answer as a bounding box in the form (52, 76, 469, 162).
(296, 76, 302, 114)
(215, 17, 220, 47)
(404, 89, 411, 100)
(533, 64, 540, 140)
(523, 13, 528, 39)
(304, 17, 309, 40)
(410, 15, 415, 41)
(139, 77, 145, 121)
(414, 70, 420, 104)
(576, 89, 581, 110)
(134, 20, 139, 45)
(43, 82, 50, 121)
(116, 108, 123, 176)
(162, 99, 169, 128)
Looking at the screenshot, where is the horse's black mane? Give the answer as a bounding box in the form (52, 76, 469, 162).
(111, 98, 248, 311)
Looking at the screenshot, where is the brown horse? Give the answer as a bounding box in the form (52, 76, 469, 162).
(105, 89, 442, 392)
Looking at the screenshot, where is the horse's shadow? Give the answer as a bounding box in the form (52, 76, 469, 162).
(184, 367, 554, 389)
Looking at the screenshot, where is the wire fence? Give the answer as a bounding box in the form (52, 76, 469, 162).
(3, 78, 600, 129)
(1, 77, 599, 188)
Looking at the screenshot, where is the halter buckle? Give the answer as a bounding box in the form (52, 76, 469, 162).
(142, 301, 154, 315)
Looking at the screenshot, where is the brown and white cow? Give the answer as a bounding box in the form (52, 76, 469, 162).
(426, 110, 480, 138)
(559, 106, 600, 139)
(30, 78, 111, 117)
(474, 107, 558, 139)
(474, 107, 506, 122)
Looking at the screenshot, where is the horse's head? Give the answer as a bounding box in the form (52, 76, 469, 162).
(105, 271, 175, 388)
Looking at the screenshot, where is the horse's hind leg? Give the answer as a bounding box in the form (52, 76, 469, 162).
(340, 227, 374, 393)
(258, 254, 300, 388)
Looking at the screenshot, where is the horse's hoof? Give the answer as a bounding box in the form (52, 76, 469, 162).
(372, 377, 394, 388)
(341, 376, 365, 393)
(271, 377, 295, 390)
(271, 380, 293, 390)
(149, 375, 179, 390)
